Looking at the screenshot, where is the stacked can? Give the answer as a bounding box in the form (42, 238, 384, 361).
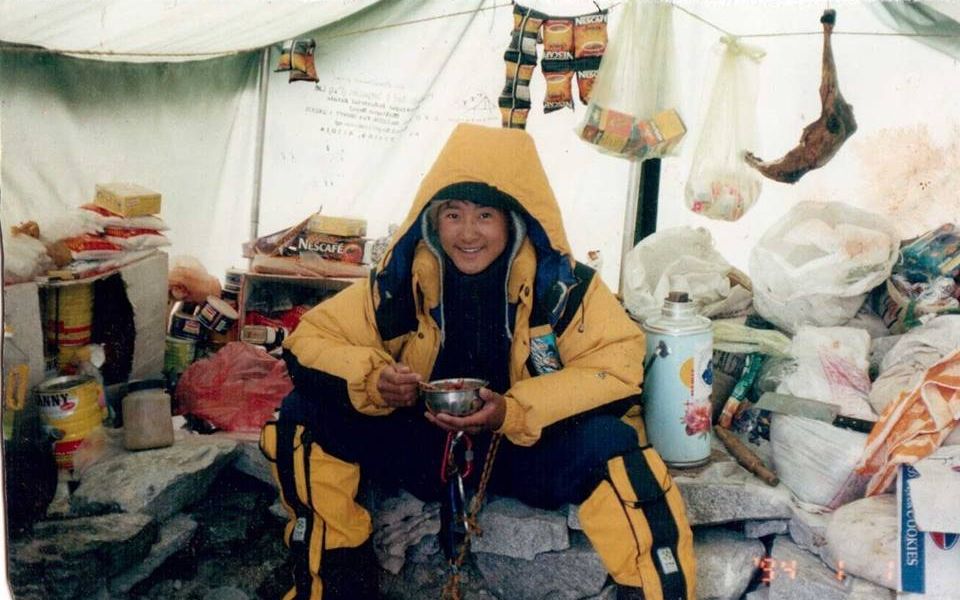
(35, 375, 106, 472)
(221, 268, 243, 310)
(164, 303, 202, 392)
(42, 283, 93, 371)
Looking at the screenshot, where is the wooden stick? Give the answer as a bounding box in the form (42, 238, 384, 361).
(714, 426, 780, 487)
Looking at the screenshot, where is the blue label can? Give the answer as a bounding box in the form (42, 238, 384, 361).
(641, 294, 713, 468)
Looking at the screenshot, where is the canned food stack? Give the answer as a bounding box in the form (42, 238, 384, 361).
(164, 306, 202, 392)
(42, 283, 93, 371)
(221, 268, 243, 309)
(36, 375, 107, 472)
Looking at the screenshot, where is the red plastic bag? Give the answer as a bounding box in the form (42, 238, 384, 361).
(176, 342, 293, 432)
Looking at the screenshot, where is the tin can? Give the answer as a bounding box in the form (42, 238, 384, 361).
(164, 336, 196, 376)
(36, 375, 106, 471)
(224, 268, 245, 292)
(641, 292, 713, 468)
(170, 310, 203, 341)
(197, 296, 239, 334)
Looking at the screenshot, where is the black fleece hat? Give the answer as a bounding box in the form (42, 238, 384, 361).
(429, 182, 519, 212)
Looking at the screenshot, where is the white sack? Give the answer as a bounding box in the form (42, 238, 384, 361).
(777, 326, 876, 420)
(749, 201, 899, 334)
(622, 226, 752, 321)
(869, 316, 960, 435)
(771, 414, 870, 510)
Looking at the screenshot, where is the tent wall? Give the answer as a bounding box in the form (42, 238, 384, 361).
(658, 2, 960, 268)
(0, 51, 261, 278)
(258, 0, 633, 287)
(3, 1, 960, 288)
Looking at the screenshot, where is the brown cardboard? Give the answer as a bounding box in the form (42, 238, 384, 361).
(94, 183, 162, 217)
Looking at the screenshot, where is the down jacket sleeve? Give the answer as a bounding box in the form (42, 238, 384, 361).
(498, 275, 645, 446)
(282, 280, 397, 416)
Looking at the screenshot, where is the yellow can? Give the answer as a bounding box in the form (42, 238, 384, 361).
(36, 375, 104, 431)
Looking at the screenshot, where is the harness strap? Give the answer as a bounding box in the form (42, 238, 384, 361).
(276, 419, 319, 600)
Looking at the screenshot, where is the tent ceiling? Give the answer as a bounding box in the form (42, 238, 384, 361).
(0, 0, 382, 62)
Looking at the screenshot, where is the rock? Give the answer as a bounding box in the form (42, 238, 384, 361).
(230, 437, 276, 489)
(374, 490, 425, 527)
(191, 488, 267, 554)
(9, 512, 157, 599)
(585, 584, 617, 600)
(71, 435, 239, 521)
(475, 531, 607, 600)
(567, 504, 582, 531)
(823, 494, 899, 591)
(768, 536, 850, 600)
(203, 585, 250, 600)
(471, 497, 569, 560)
(744, 519, 790, 539)
(745, 588, 769, 600)
(674, 461, 794, 526)
(407, 531, 440, 563)
(848, 575, 895, 599)
(372, 494, 440, 575)
(789, 506, 831, 560)
(109, 514, 198, 594)
(695, 527, 764, 600)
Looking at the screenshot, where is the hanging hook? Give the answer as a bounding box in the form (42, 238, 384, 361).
(592, 1, 602, 13)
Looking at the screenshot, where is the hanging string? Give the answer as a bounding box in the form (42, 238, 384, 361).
(672, 3, 960, 39)
(3, 1, 960, 59)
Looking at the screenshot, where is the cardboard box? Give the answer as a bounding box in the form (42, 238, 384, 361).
(897, 447, 960, 595)
(94, 183, 162, 217)
(306, 214, 367, 237)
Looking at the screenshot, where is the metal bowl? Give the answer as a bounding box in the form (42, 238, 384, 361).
(420, 378, 487, 416)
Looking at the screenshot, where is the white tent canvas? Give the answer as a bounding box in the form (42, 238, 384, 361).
(3, 0, 959, 288)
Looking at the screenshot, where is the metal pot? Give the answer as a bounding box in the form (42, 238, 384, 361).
(420, 378, 487, 416)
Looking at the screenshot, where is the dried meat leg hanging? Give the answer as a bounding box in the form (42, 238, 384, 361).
(744, 10, 857, 184)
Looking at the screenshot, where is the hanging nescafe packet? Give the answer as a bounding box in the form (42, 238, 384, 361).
(289, 39, 319, 83)
(574, 11, 608, 58)
(542, 18, 574, 62)
(507, 4, 546, 63)
(542, 67, 574, 113)
(275, 40, 293, 72)
(575, 57, 602, 104)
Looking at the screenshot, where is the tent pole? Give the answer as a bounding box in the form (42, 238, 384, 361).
(635, 158, 661, 244)
(248, 48, 271, 251)
(617, 158, 661, 297)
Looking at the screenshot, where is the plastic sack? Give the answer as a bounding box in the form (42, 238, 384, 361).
(622, 227, 752, 321)
(176, 342, 293, 433)
(684, 37, 765, 221)
(749, 201, 899, 334)
(2, 231, 53, 284)
(168, 255, 222, 304)
(770, 413, 869, 510)
(575, 0, 685, 160)
(776, 326, 876, 420)
(869, 315, 960, 419)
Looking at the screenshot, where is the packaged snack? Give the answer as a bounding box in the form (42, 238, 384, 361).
(289, 39, 319, 83)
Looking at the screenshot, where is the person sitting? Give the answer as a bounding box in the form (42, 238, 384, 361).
(260, 123, 696, 600)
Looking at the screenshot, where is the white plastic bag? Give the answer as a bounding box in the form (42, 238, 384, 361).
(575, 0, 685, 160)
(685, 37, 765, 221)
(869, 315, 960, 417)
(622, 226, 752, 321)
(777, 326, 876, 420)
(750, 201, 899, 333)
(771, 414, 869, 510)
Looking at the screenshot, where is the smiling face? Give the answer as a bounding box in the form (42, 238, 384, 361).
(435, 199, 509, 275)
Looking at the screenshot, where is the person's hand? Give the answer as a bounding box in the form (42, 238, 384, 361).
(377, 363, 422, 407)
(425, 387, 506, 434)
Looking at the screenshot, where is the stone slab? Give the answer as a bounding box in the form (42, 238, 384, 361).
(471, 497, 569, 560)
(110, 514, 198, 594)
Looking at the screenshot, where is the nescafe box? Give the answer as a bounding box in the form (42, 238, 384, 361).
(285, 232, 365, 264)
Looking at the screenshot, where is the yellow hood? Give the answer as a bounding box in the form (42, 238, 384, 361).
(385, 123, 573, 268)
